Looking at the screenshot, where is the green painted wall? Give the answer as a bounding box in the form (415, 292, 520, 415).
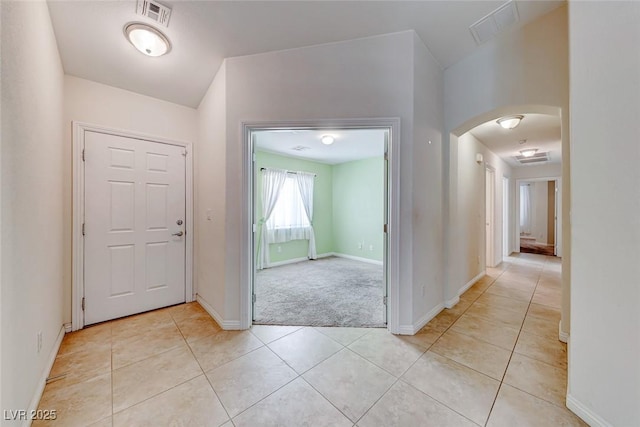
(255, 151, 334, 263)
(255, 151, 384, 264)
(332, 157, 384, 262)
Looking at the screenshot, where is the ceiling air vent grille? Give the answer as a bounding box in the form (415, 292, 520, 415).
(514, 152, 550, 165)
(291, 146, 311, 152)
(470, 1, 519, 45)
(136, 0, 172, 27)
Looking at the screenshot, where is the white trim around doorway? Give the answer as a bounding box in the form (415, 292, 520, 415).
(71, 122, 194, 331)
(240, 118, 401, 333)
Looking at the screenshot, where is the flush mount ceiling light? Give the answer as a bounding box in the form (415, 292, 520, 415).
(124, 22, 171, 57)
(321, 135, 335, 145)
(520, 148, 538, 158)
(496, 115, 524, 130)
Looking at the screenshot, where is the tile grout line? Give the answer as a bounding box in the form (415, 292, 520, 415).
(393, 263, 514, 427)
(483, 255, 549, 426)
(347, 271, 512, 427)
(224, 327, 350, 423)
(110, 314, 205, 419)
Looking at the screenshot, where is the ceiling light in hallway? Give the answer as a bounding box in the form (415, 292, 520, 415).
(124, 23, 171, 57)
(496, 115, 524, 129)
(520, 148, 538, 158)
(321, 135, 335, 145)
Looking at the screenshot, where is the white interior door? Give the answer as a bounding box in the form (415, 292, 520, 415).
(84, 131, 186, 325)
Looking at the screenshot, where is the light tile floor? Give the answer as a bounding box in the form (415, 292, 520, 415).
(35, 253, 586, 426)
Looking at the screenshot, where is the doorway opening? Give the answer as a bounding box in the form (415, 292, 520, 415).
(241, 119, 401, 332)
(518, 179, 559, 256)
(252, 128, 387, 327)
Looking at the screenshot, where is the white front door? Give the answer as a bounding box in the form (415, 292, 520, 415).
(84, 131, 186, 325)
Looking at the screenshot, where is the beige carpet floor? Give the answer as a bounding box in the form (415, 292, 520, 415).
(254, 256, 385, 327)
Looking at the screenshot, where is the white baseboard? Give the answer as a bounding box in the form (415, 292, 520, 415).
(566, 394, 613, 427)
(444, 296, 460, 309)
(397, 303, 444, 335)
(196, 295, 242, 330)
(446, 271, 485, 308)
(558, 321, 569, 343)
(268, 256, 309, 268)
(333, 252, 383, 266)
(266, 252, 334, 268)
(24, 325, 65, 427)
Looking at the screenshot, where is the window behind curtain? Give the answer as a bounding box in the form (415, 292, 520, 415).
(266, 175, 311, 242)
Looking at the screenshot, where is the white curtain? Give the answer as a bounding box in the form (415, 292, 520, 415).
(295, 171, 317, 260)
(520, 184, 532, 235)
(266, 177, 311, 243)
(257, 168, 288, 270)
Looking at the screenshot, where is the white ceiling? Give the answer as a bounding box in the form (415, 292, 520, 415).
(469, 113, 561, 167)
(254, 129, 386, 165)
(47, 1, 563, 107)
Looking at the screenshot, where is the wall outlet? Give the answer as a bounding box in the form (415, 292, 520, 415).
(369, 245, 373, 251)
(37, 331, 42, 353)
(206, 209, 213, 221)
(358, 242, 363, 250)
(277, 246, 282, 253)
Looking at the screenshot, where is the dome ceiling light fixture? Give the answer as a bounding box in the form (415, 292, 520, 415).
(321, 135, 335, 145)
(520, 148, 538, 158)
(496, 115, 524, 130)
(124, 22, 171, 57)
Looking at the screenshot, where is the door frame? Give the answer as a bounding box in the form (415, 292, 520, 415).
(484, 165, 496, 267)
(241, 118, 401, 333)
(502, 176, 510, 257)
(72, 122, 194, 331)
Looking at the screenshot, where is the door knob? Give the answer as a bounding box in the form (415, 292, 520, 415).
(172, 231, 184, 237)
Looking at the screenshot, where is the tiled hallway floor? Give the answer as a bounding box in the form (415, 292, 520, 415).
(35, 253, 586, 426)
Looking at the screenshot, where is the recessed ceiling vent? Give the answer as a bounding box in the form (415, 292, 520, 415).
(515, 152, 550, 165)
(291, 146, 311, 152)
(136, 0, 172, 27)
(470, 1, 519, 45)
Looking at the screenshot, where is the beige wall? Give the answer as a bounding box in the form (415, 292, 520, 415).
(444, 6, 570, 335)
(195, 31, 444, 331)
(1, 0, 65, 419)
(455, 133, 511, 298)
(62, 76, 198, 324)
(195, 62, 227, 321)
(568, 2, 640, 425)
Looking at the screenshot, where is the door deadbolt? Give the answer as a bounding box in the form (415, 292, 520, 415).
(176, 219, 183, 225)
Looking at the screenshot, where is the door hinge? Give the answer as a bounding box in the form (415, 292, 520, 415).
(384, 152, 388, 161)
(182, 150, 187, 157)
(252, 224, 257, 233)
(383, 224, 388, 233)
(383, 296, 387, 305)
(82, 149, 85, 162)
(252, 294, 257, 303)
(81, 297, 85, 311)
(252, 153, 256, 162)
(82, 223, 85, 236)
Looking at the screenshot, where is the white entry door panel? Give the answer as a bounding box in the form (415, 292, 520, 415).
(84, 131, 186, 325)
